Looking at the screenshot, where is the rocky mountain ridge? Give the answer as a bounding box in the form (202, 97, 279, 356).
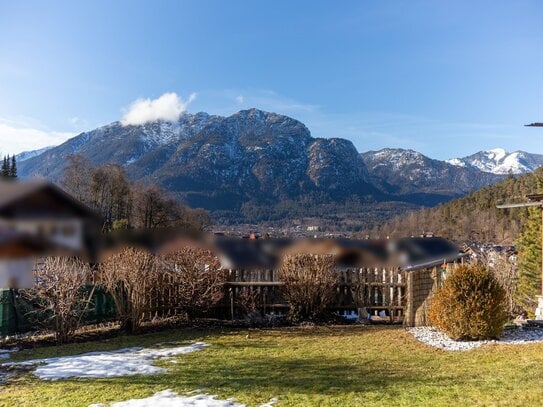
(19, 109, 374, 213)
(18, 109, 530, 226)
(361, 148, 504, 204)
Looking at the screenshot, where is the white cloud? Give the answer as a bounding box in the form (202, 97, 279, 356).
(69, 116, 83, 125)
(0, 119, 74, 155)
(121, 92, 196, 126)
(196, 89, 318, 120)
(238, 90, 317, 113)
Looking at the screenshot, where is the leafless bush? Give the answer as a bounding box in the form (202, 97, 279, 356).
(478, 252, 519, 318)
(99, 247, 156, 332)
(23, 257, 92, 344)
(279, 254, 338, 322)
(158, 247, 227, 319)
(236, 287, 261, 323)
(62, 156, 210, 232)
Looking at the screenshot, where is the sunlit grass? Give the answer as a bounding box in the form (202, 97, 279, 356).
(2, 325, 543, 406)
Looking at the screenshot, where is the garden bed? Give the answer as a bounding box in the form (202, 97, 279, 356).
(408, 326, 543, 351)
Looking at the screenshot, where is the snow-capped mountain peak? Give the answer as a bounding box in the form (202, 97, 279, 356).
(445, 158, 466, 167)
(16, 146, 55, 162)
(487, 148, 507, 161)
(446, 148, 543, 175)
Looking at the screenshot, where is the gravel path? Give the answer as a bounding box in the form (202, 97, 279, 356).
(408, 326, 543, 351)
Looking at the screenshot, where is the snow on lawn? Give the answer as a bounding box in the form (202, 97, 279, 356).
(2, 342, 209, 380)
(89, 390, 278, 407)
(0, 348, 18, 360)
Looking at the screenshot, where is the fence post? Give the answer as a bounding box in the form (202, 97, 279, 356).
(230, 288, 234, 321)
(405, 271, 414, 327)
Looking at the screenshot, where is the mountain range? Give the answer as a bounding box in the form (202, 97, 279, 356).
(16, 109, 543, 228)
(446, 148, 543, 175)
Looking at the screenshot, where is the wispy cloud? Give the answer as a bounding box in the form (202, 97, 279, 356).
(245, 89, 318, 113)
(121, 92, 196, 126)
(69, 116, 84, 126)
(195, 89, 318, 117)
(0, 118, 74, 155)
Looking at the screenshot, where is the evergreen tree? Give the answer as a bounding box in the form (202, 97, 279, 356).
(0, 156, 8, 178)
(515, 171, 543, 316)
(9, 155, 16, 178)
(516, 206, 541, 316)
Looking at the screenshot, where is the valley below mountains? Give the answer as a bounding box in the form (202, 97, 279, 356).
(17, 109, 543, 230)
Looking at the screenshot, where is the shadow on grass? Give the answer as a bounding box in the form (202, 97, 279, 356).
(8, 325, 529, 403)
(60, 352, 463, 399)
(6, 326, 445, 389)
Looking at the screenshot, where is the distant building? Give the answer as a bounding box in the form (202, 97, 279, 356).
(0, 180, 101, 252)
(0, 180, 101, 287)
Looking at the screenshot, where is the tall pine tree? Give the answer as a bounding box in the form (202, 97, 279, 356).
(9, 155, 16, 178)
(516, 207, 541, 315)
(0, 156, 8, 178)
(515, 171, 543, 316)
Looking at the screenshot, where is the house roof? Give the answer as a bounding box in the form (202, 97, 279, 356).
(0, 180, 100, 219)
(214, 237, 292, 269)
(213, 236, 463, 271)
(394, 237, 465, 271)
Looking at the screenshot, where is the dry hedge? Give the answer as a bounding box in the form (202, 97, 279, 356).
(428, 264, 507, 340)
(279, 253, 338, 322)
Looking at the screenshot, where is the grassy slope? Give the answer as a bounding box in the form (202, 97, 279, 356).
(2, 326, 543, 406)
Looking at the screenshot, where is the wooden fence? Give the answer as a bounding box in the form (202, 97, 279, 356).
(405, 263, 455, 327)
(0, 264, 451, 336)
(223, 267, 407, 322)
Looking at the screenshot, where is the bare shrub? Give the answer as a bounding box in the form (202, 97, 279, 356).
(99, 247, 156, 332)
(428, 264, 507, 340)
(279, 254, 338, 322)
(23, 257, 92, 344)
(477, 252, 519, 318)
(236, 287, 261, 323)
(158, 247, 226, 319)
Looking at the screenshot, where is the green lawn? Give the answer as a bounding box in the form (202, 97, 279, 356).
(1, 325, 543, 406)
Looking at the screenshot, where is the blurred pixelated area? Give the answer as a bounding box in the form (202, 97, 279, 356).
(0, 179, 462, 289)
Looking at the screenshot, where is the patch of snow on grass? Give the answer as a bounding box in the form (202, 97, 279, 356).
(0, 348, 18, 360)
(2, 342, 208, 380)
(89, 389, 278, 407)
(408, 326, 543, 351)
(259, 398, 278, 407)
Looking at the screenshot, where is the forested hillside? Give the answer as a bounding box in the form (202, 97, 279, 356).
(370, 168, 543, 244)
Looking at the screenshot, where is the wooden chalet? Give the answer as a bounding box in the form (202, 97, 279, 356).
(0, 180, 101, 288)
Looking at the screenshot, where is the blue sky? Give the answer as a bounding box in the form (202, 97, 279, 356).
(0, 1, 542, 159)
